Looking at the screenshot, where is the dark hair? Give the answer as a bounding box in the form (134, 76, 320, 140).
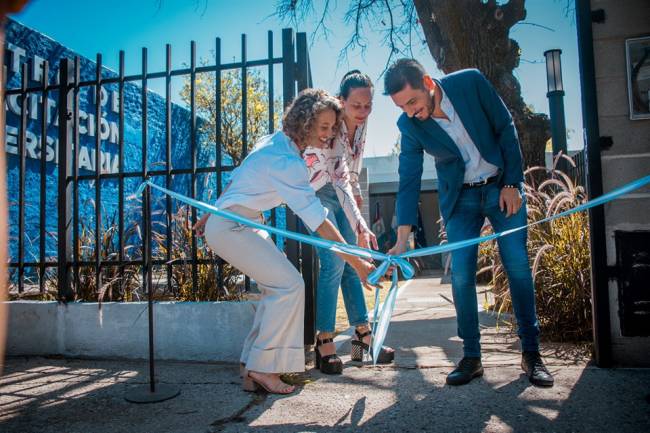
(383, 58, 427, 95)
(338, 69, 373, 99)
(282, 88, 343, 148)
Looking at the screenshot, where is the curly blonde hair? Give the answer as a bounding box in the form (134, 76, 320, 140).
(282, 88, 343, 148)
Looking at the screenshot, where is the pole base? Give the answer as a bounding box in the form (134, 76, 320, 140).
(124, 384, 180, 404)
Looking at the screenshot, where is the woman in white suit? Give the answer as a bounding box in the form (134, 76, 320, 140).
(194, 89, 376, 394)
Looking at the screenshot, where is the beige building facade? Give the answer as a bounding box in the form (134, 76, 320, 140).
(578, 0, 650, 366)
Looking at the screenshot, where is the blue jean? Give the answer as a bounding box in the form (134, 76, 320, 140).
(445, 182, 540, 357)
(313, 184, 369, 333)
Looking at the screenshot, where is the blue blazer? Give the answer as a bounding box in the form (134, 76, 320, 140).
(396, 68, 524, 225)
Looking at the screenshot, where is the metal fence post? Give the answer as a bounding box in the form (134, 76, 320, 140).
(576, 0, 612, 367)
(296, 31, 316, 346)
(57, 58, 75, 301)
(282, 28, 300, 272)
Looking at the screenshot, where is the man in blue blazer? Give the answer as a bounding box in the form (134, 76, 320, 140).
(385, 58, 553, 387)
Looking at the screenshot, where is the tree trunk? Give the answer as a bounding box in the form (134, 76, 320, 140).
(413, 0, 549, 169)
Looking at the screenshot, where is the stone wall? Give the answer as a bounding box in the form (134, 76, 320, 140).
(5, 300, 255, 362)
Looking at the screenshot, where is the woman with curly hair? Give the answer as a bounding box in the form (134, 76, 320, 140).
(304, 71, 394, 374)
(193, 89, 376, 394)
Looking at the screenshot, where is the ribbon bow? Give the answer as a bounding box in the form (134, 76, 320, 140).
(367, 255, 414, 364)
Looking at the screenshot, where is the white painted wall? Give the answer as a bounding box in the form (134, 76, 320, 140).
(5, 301, 256, 362)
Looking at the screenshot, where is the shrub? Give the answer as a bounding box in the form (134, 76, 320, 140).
(152, 203, 244, 302)
(43, 208, 143, 302)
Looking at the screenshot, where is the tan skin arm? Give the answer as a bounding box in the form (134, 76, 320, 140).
(499, 187, 523, 217)
(193, 182, 231, 235)
(386, 225, 413, 278)
(193, 212, 211, 236)
(195, 212, 379, 290)
(386, 185, 521, 271)
(192, 184, 380, 289)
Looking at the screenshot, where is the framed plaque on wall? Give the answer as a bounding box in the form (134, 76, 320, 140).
(625, 36, 650, 120)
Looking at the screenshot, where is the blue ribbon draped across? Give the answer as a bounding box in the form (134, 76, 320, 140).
(132, 174, 650, 364)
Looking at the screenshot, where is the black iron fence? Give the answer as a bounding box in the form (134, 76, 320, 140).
(3, 28, 319, 343)
(569, 149, 586, 186)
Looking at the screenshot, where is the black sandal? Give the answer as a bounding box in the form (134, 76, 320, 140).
(315, 337, 343, 374)
(350, 329, 395, 364)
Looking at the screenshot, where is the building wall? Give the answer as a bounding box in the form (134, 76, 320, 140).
(3, 18, 205, 268)
(6, 301, 255, 362)
(364, 154, 441, 267)
(591, 0, 650, 365)
(359, 167, 370, 225)
(368, 191, 442, 269)
(416, 191, 442, 269)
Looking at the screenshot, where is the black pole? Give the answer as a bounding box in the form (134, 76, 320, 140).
(547, 89, 568, 173)
(165, 44, 172, 297)
(142, 46, 155, 394)
(118, 51, 125, 296)
(17, 63, 27, 294)
(547, 91, 568, 155)
(57, 58, 74, 301)
(145, 186, 155, 393)
(267, 31, 277, 244)
(125, 47, 180, 404)
(190, 41, 198, 295)
(94, 54, 103, 298)
(124, 181, 179, 404)
(296, 31, 316, 346)
(215, 37, 224, 291)
(72, 57, 80, 295)
(281, 29, 299, 272)
(39, 61, 49, 294)
(575, 0, 612, 367)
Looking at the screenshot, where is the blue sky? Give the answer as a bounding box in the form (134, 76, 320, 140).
(12, 0, 583, 156)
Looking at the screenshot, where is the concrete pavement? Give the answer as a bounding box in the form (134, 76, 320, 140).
(1, 273, 649, 432)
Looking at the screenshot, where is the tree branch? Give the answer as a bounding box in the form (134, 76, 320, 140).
(501, 0, 526, 29)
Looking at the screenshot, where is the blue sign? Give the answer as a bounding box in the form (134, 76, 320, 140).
(3, 18, 235, 269)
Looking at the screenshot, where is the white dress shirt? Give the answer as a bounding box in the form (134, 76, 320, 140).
(215, 131, 328, 232)
(433, 88, 499, 183)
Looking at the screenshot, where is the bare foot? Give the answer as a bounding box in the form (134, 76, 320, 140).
(246, 371, 295, 394)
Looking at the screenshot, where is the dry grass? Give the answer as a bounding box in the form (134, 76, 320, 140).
(39, 206, 143, 302)
(334, 279, 393, 333)
(151, 203, 244, 302)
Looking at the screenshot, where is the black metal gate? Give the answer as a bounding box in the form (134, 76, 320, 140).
(3, 28, 318, 344)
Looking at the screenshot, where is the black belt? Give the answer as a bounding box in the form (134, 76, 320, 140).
(462, 174, 499, 189)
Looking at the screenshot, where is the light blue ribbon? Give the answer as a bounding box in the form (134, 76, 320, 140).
(133, 173, 650, 365)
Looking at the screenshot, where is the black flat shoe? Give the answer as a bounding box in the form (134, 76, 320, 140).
(446, 357, 483, 386)
(522, 351, 554, 387)
(350, 329, 395, 364)
(315, 337, 343, 375)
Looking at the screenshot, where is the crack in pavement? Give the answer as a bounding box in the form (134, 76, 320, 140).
(208, 392, 267, 432)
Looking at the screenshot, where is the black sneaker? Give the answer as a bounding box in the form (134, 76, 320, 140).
(521, 351, 554, 387)
(446, 357, 483, 386)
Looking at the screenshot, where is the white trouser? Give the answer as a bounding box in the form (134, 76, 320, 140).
(204, 205, 305, 373)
